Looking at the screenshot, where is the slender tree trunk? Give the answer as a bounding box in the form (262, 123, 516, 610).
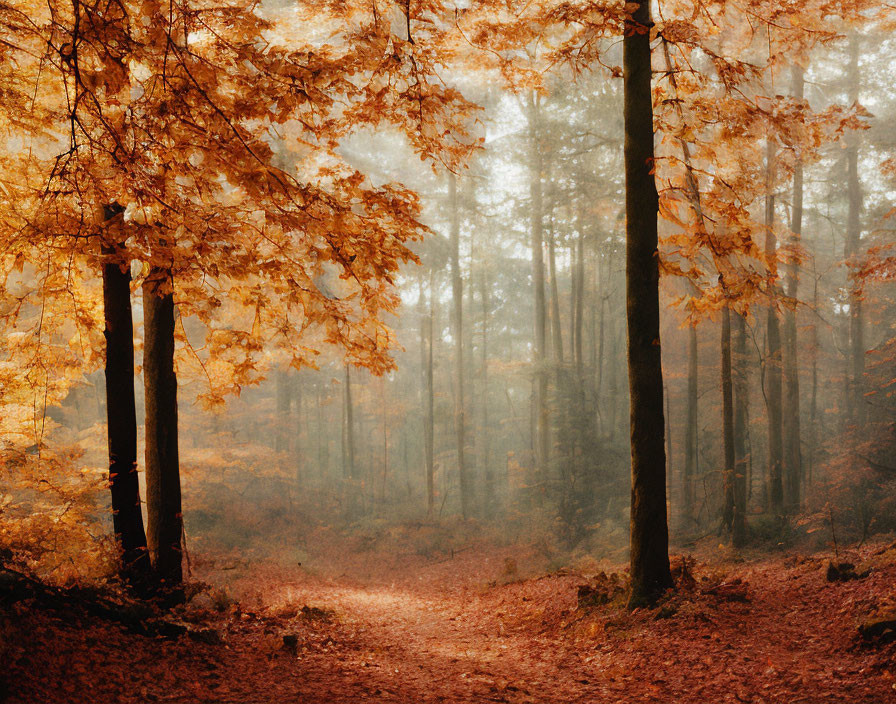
(316, 385, 327, 481)
(574, 225, 586, 375)
(479, 261, 493, 513)
(664, 384, 673, 523)
(294, 379, 302, 489)
(684, 316, 698, 527)
(808, 268, 819, 485)
(732, 313, 749, 546)
(448, 173, 470, 519)
(764, 139, 784, 517)
(782, 65, 804, 513)
(548, 221, 564, 363)
(662, 40, 702, 530)
(143, 265, 182, 586)
(845, 33, 865, 426)
(721, 305, 736, 535)
(624, 0, 673, 607)
(607, 318, 619, 441)
(526, 92, 549, 504)
(596, 293, 606, 437)
(343, 364, 356, 481)
(102, 236, 149, 580)
(419, 276, 435, 515)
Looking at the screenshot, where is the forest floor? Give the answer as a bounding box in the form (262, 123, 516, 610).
(2, 532, 896, 703)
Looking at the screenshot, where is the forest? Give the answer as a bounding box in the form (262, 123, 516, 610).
(0, 0, 895, 702)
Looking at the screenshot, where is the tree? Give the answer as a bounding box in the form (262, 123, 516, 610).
(101, 221, 150, 581)
(448, 173, 471, 519)
(143, 263, 182, 586)
(845, 33, 866, 426)
(764, 139, 785, 517)
(782, 65, 805, 514)
(527, 91, 550, 507)
(623, 0, 673, 607)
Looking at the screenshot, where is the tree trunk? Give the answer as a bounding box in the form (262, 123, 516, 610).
(574, 225, 586, 376)
(479, 260, 493, 514)
(342, 364, 356, 481)
(732, 313, 749, 546)
(448, 173, 470, 520)
(624, 0, 673, 608)
(143, 265, 182, 586)
(528, 91, 549, 503)
(764, 139, 784, 517)
(102, 237, 150, 580)
(808, 267, 819, 485)
(684, 316, 698, 528)
(419, 275, 435, 516)
(548, 220, 564, 363)
(845, 33, 865, 426)
(782, 64, 804, 514)
(293, 378, 302, 489)
(721, 305, 736, 536)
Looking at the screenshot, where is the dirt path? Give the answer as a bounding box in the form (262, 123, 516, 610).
(4, 546, 896, 703)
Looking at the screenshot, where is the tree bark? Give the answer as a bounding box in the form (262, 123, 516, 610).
(102, 235, 150, 580)
(420, 274, 435, 516)
(732, 313, 749, 546)
(574, 224, 586, 376)
(528, 91, 549, 502)
(782, 65, 804, 514)
(143, 265, 182, 586)
(448, 173, 470, 519)
(624, 0, 673, 608)
(548, 220, 564, 363)
(845, 33, 865, 426)
(479, 259, 493, 513)
(764, 139, 784, 517)
(721, 304, 736, 536)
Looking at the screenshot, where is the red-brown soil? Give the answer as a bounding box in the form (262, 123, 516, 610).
(3, 539, 895, 703)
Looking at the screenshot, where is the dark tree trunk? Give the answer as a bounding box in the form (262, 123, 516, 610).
(623, 0, 673, 608)
(782, 65, 804, 514)
(448, 173, 470, 519)
(143, 266, 182, 586)
(721, 305, 736, 535)
(808, 268, 819, 485)
(102, 238, 150, 580)
(764, 139, 784, 517)
(684, 315, 698, 528)
(732, 313, 749, 546)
